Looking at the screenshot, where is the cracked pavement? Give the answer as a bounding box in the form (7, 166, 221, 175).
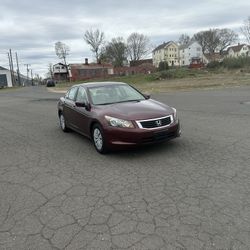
(0, 85, 250, 250)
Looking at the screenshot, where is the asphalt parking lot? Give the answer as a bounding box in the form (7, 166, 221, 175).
(0, 85, 250, 250)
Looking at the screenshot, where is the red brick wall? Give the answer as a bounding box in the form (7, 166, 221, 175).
(114, 64, 156, 76)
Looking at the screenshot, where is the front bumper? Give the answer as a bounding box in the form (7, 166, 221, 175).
(103, 120, 181, 149)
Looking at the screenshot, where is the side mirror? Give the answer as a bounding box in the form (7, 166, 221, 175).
(75, 101, 91, 111)
(75, 101, 86, 107)
(144, 94, 151, 99)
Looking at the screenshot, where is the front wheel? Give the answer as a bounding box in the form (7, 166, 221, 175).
(92, 124, 108, 154)
(59, 113, 69, 132)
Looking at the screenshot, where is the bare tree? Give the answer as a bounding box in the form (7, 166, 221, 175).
(241, 16, 250, 44)
(217, 29, 238, 54)
(55, 41, 70, 66)
(178, 34, 191, 46)
(83, 29, 105, 63)
(193, 28, 237, 54)
(101, 37, 127, 67)
(47, 63, 53, 79)
(193, 31, 209, 53)
(194, 29, 220, 54)
(126, 33, 151, 61)
(33, 73, 43, 85)
(55, 41, 70, 79)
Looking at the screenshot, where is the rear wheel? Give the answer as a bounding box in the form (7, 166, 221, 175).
(59, 113, 69, 132)
(92, 124, 108, 154)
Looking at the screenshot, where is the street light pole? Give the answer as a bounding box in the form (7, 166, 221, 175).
(24, 64, 31, 86)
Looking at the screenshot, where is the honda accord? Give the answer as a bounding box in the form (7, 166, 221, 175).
(57, 82, 180, 153)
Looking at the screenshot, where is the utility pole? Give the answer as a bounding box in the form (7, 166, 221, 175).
(30, 69, 34, 86)
(15, 52, 21, 86)
(24, 63, 31, 86)
(8, 49, 15, 86)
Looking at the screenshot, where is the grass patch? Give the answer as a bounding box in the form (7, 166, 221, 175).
(0, 86, 22, 92)
(52, 67, 250, 94)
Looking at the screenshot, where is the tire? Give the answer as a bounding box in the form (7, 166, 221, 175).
(92, 124, 108, 154)
(59, 113, 69, 132)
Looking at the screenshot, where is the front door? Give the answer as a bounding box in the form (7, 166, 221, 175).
(74, 86, 91, 136)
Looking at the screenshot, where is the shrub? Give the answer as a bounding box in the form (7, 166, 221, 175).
(222, 56, 250, 69)
(158, 61, 169, 71)
(207, 61, 221, 69)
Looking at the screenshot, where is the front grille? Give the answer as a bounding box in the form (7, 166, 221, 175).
(137, 115, 173, 129)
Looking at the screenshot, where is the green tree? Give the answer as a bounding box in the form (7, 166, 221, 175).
(102, 37, 127, 67)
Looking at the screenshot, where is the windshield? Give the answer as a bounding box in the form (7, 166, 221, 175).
(88, 84, 145, 105)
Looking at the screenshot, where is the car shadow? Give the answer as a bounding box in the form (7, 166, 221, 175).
(107, 139, 182, 159)
(56, 125, 182, 159)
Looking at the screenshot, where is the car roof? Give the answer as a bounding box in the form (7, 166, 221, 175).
(72, 81, 128, 88)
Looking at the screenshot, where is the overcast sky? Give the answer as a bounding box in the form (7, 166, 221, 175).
(0, 0, 249, 77)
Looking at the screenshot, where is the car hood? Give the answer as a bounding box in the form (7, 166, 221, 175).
(95, 99, 174, 120)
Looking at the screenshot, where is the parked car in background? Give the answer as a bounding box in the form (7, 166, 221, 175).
(57, 82, 181, 153)
(46, 79, 55, 87)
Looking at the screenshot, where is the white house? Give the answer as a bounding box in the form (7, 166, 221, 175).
(0, 66, 13, 87)
(53, 63, 68, 74)
(179, 41, 203, 66)
(227, 44, 250, 57)
(53, 63, 69, 81)
(0, 66, 31, 87)
(152, 41, 179, 67)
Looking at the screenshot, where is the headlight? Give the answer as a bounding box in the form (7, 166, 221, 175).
(172, 108, 178, 121)
(105, 115, 134, 128)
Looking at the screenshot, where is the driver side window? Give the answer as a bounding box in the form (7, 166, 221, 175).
(66, 87, 78, 101)
(75, 87, 87, 103)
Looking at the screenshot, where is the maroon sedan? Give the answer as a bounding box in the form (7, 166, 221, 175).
(58, 82, 180, 153)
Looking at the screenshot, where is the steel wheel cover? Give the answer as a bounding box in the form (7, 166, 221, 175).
(93, 128, 103, 150)
(60, 114, 65, 130)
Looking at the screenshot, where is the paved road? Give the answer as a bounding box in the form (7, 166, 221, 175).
(0, 86, 250, 250)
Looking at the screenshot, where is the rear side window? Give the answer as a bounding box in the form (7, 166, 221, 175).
(66, 87, 78, 100)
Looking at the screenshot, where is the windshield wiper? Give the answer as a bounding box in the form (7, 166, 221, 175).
(115, 99, 142, 103)
(96, 99, 142, 105)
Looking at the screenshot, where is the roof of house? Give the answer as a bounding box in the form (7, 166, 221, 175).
(204, 53, 224, 62)
(152, 41, 177, 52)
(179, 40, 201, 50)
(0, 66, 8, 70)
(227, 44, 249, 53)
(53, 63, 67, 66)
